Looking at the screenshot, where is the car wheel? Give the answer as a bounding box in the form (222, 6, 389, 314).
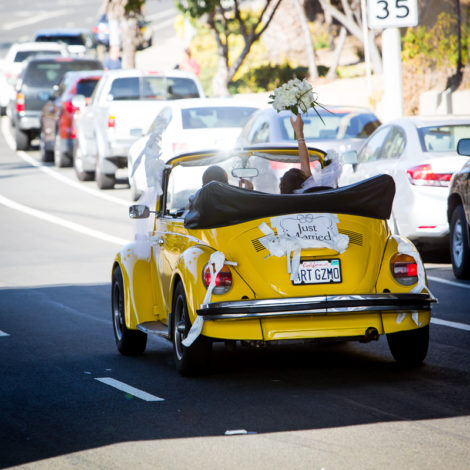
(74, 144, 95, 181)
(15, 128, 30, 151)
(112, 266, 147, 355)
(172, 282, 212, 376)
(0, 106, 5, 117)
(450, 205, 470, 279)
(386, 325, 429, 366)
(39, 131, 53, 162)
(54, 134, 72, 168)
(96, 163, 115, 190)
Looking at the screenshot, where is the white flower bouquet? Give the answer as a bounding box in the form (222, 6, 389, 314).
(269, 78, 325, 121)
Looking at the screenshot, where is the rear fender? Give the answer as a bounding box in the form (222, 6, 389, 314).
(172, 245, 255, 324)
(376, 235, 432, 333)
(114, 242, 155, 330)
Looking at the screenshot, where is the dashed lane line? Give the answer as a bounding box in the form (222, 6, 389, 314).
(431, 318, 470, 332)
(95, 377, 164, 402)
(1, 117, 129, 207)
(0, 194, 130, 246)
(1, 9, 71, 31)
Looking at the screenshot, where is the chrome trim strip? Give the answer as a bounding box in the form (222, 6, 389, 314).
(197, 293, 435, 320)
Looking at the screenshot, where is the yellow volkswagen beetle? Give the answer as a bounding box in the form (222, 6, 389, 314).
(112, 145, 436, 375)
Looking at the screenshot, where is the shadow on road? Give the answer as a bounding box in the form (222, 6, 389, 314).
(0, 283, 469, 468)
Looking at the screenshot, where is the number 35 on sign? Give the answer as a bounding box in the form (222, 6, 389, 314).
(368, 0, 418, 29)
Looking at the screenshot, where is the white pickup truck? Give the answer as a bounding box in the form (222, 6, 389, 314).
(74, 69, 205, 189)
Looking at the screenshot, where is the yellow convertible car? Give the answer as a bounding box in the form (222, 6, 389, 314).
(112, 145, 436, 375)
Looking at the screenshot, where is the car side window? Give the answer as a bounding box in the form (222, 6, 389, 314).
(381, 126, 406, 160)
(252, 121, 270, 144)
(357, 127, 390, 163)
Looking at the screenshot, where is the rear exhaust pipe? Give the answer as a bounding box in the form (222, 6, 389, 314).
(361, 327, 379, 343)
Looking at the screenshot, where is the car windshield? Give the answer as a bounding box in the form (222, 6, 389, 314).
(23, 60, 102, 87)
(418, 125, 470, 152)
(109, 76, 200, 101)
(14, 50, 61, 62)
(36, 34, 85, 46)
(165, 151, 322, 214)
(181, 106, 258, 129)
(280, 111, 380, 140)
(76, 78, 100, 97)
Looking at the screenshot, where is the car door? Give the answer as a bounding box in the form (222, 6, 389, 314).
(342, 126, 393, 184)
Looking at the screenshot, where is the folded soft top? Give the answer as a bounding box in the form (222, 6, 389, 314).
(184, 174, 395, 229)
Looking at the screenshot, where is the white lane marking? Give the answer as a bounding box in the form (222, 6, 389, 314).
(95, 377, 164, 402)
(0, 194, 130, 246)
(1, 118, 129, 207)
(0, 330, 10, 337)
(428, 275, 470, 290)
(431, 318, 470, 332)
(1, 9, 71, 31)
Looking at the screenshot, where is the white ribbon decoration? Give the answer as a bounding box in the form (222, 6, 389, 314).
(182, 251, 226, 347)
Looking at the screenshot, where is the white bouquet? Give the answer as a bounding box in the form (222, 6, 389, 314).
(269, 78, 325, 120)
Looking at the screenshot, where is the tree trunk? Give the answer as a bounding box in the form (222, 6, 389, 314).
(121, 16, 138, 69)
(326, 26, 347, 79)
(294, 0, 318, 80)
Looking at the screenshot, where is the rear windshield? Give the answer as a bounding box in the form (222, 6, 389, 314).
(14, 50, 61, 62)
(35, 34, 85, 46)
(181, 106, 258, 129)
(76, 78, 100, 97)
(108, 76, 200, 101)
(280, 111, 380, 140)
(418, 125, 470, 152)
(23, 60, 102, 87)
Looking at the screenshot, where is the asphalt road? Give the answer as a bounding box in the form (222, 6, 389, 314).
(1, 2, 470, 469)
(0, 111, 470, 469)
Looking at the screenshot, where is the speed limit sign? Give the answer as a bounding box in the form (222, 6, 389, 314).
(368, 0, 418, 29)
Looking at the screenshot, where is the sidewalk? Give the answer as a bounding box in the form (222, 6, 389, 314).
(136, 36, 385, 117)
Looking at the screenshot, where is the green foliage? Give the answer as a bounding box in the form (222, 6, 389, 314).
(228, 62, 309, 94)
(402, 12, 469, 68)
(125, 0, 145, 13)
(175, 0, 219, 18)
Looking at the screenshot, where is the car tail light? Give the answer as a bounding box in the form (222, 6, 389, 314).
(108, 114, 115, 128)
(407, 164, 452, 187)
(64, 100, 78, 114)
(16, 92, 25, 112)
(172, 142, 188, 154)
(390, 253, 418, 286)
(202, 264, 232, 294)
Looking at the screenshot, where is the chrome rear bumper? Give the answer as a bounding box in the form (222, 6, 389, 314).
(197, 293, 436, 320)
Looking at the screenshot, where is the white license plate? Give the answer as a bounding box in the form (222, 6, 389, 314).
(293, 259, 342, 285)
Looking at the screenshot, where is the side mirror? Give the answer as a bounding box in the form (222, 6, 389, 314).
(129, 204, 150, 219)
(457, 138, 470, 157)
(341, 150, 358, 165)
(71, 94, 87, 110)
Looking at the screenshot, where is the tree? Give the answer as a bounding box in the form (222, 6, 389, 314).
(317, 0, 383, 75)
(175, 0, 284, 95)
(104, 0, 145, 69)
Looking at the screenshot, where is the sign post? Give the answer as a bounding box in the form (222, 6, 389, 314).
(367, 0, 418, 121)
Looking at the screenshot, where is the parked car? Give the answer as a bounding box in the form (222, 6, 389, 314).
(448, 138, 470, 279)
(93, 13, 153, 50)
(127, 97, 259, 200)
(12, 56, 103, 151)
(39, 70, 103, 166)
(34, 29, 97, 57)
(0, 41, 69, 118)
(340, 116, 470, 245)
(74, 69, 205, 189)
(237, 106, 381, 153)
(111, 145, 435, 376)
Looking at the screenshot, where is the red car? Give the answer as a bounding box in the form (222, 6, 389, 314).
(40, 70, 103, 167)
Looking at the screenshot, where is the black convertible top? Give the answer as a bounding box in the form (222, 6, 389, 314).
(184, 174, 395, 229)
